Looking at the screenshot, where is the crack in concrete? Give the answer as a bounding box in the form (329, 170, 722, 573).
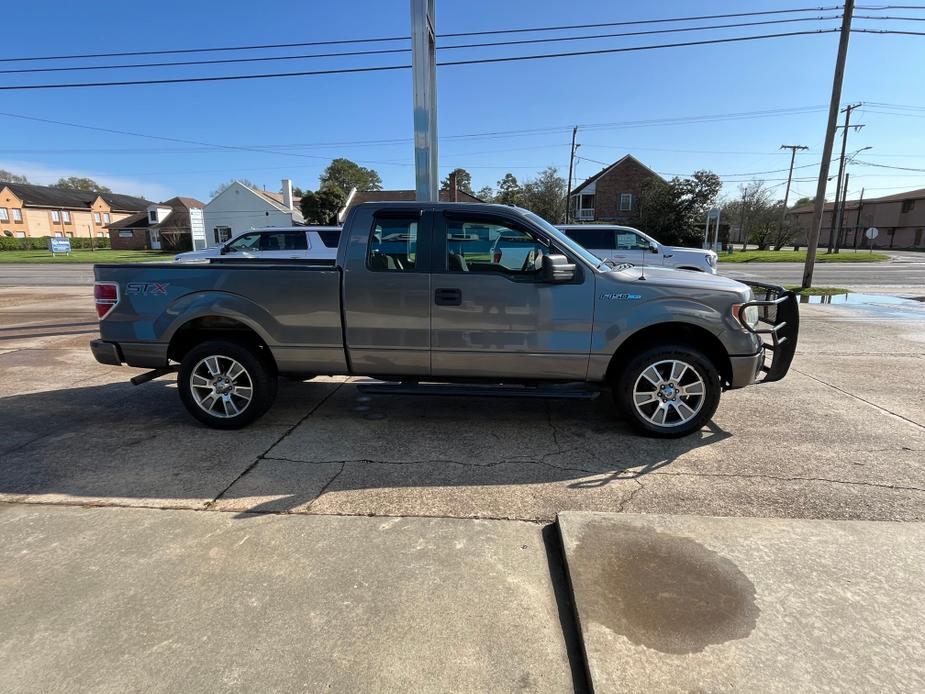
(206, 382, 344, 508)
(617, 479, 645, 512)
(650, 470, 925, 493)
(793, 367, 925, 431)
(306, 462, 346, 512)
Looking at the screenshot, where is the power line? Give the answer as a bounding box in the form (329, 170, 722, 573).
(0, 17, 843, 76)
(0, 6, 840, 64)
(0, 29, 840, 91)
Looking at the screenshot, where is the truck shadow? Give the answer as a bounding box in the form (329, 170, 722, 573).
(0, 378, 730, 515)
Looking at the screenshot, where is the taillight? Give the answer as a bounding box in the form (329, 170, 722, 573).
(94, 282, 119, 319)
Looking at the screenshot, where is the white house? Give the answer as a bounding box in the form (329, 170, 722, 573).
(199, 179, 303, 250)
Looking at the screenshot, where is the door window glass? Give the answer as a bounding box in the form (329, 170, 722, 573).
(261, 231, 308, 251)
(563, 228, 614, 250)
(368, 219, 417, 271)
(226, 233, 262, 252)
(615, 230, 650, 250)
(447, 219, 550, 274)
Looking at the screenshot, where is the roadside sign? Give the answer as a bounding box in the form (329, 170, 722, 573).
(707, 207, 720, 220)
(865, 227, 879, 240)
(49, 237, 71, 256)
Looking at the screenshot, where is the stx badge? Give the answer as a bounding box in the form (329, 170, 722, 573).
(126, 282, 169, 295)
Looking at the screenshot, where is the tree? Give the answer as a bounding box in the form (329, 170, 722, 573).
(474, 185, 494, 202)
(521, 166, 566, 223)
(440, 168, 473, 194)
(210, 178, 257, 198)
(0, 169, 29, 184)
(300, 185, 346, 225)
(54, 176, 111, 193)
(320, 158, 382, 196)
(722, 181, 781, 251)
(495, 173, 523, 206)
(637, 170, 722, 246)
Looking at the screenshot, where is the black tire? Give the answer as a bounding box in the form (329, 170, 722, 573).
(614, 343, 721, 438)
(178, 340, 277, 429)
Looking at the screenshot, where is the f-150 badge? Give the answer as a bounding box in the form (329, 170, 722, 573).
(601, 292, 642, 300)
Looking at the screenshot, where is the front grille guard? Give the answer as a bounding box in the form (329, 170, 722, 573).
(738, 280, 800, 383)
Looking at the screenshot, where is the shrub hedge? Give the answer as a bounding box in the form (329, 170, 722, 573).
(0, 236, 112, 251)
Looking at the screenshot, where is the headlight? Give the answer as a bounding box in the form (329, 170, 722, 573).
(732, 303, 760, 330)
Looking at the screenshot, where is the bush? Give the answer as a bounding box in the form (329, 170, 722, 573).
(0, 235, 111, 251)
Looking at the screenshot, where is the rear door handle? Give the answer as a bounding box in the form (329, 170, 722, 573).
(435, 288, 462, 306)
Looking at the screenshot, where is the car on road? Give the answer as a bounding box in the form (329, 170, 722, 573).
(174, 226, 341, 263)
(558, 224, 718, 274)
(91, 202, 797, 437)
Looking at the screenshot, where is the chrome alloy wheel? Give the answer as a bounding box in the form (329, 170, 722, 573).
(632, 359, 706, 428)
(189, 355, 254, 418)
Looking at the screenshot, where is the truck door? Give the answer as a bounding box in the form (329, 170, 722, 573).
(430, 211, 594, 380)
(342, 210, 432, 376)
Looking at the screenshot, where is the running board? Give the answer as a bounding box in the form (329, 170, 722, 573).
(356, 382, 600, 400)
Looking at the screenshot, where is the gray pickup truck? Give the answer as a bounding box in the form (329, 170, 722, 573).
(91, 202, 798, 437)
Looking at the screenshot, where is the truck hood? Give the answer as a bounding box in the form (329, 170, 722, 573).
(667, 246, 715, 257)
(605, 265, 748, 294)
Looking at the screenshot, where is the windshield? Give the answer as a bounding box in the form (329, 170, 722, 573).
(523, 211, 605, 269)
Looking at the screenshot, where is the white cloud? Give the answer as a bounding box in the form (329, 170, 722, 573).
(0, 160, 173, 201)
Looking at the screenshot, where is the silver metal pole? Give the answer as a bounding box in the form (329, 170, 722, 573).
(411, 0, 438, 201)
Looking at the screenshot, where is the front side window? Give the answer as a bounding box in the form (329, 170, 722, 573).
(226, 232, 262, 252)
(368, 219, 418, 271)
(446, 218, 549, 275)
(261, 231, 308, 251)
(615, 230, 650, 251)
(620, 193, 633, 212)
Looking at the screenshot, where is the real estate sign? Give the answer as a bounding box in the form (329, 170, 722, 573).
(49, 237, 71, 255)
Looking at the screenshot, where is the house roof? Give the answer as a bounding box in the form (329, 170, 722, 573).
(790, 187, 925, 215)
(108, 197, 204, 231)
(0, 181, 152, 212)
(234, 182, 304, 223)
(570, 154, 663, 195)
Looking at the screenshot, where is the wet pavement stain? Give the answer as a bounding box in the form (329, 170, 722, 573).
(570, 521, 759, 654)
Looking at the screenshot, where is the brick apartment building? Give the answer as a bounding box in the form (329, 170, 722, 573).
(568, 154, 663, 224)
(0, 181, 150, 240)
(789, 187, 925, 249)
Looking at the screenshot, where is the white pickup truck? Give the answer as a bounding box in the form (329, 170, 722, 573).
(558, 224, 718, 274)
(175, 226, 341, 263)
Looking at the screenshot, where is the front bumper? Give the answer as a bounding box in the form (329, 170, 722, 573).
(728, 349, 765, 388)
(736, 281, 800, 383)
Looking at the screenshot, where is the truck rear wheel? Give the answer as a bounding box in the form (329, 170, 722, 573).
(614, 344, 721, 438)
(178, 340, 277, 429)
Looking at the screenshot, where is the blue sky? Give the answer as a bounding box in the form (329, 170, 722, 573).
(1, 0, 923, 204)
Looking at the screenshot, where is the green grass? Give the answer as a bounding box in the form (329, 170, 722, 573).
(718, 250, 889, 263)
(784, 285, 850, 297)
(0, 249, 176, 264)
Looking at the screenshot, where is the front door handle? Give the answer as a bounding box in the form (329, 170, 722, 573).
(435, 288, 462, 306)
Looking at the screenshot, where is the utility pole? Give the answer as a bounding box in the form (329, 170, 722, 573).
(778, 144, 808, 248)
(565, 126, 579, 223)
(827, 102, 863, 253)
(411, 0, 438, 201)
(801, 0, 855, 288)
(739, 188, 749, 252)
(853, 187, 865, 250)
(834, 171, 850, 252)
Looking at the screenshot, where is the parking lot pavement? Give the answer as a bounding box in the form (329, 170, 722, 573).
(558, 512, 925, 693)
(1, 285, 923, 522)
(0, 503, 580, 694)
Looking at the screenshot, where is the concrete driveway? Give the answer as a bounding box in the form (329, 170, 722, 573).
(1, 284, 923, 523)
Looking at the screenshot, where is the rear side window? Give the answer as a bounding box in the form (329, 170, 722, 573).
(261, 231, 308, 251)
(565, 228, 614, 249)
(368, 219, 418, 271)
(317, 229, 341, 248)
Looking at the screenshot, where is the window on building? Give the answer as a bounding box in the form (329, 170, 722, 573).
(213, 226, 232, 244)
(902, 199, 915, 213)
(94, 212, 101, 224)
(54, 231, 63, 237)
(51, 210, 60, 223)
(12, 209, 22, 223)
(62, 211, 71, 223)
(2, 230, 10, 237)
(15, 231, 26, 238)
(368, 218, 418, 271)
(103, 213, 111, 224)
(148, 211, 158, 223)
(619, 193, 633, 212)
(65, 231, 74, 238)
(119, 230, 133, 238)
(97, 232, 107, 238)
(0, 208, 8, 222)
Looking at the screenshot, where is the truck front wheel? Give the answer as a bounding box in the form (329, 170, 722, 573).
(614, 344, 721, 438)
(178, 340, 277, 429)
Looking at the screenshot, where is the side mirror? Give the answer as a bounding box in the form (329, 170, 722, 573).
(649, 242, 659, 254)
(219, 245, 229, 255)
(541, 254, 576, 283)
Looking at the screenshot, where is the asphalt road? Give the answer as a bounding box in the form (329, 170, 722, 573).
(2, 255, 924, 290)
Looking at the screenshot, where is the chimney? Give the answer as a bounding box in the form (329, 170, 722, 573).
(448, 171, 458, 202)
(281, 178, 293, 210)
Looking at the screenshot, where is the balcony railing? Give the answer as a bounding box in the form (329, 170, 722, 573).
(574, 208, 595, 221)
